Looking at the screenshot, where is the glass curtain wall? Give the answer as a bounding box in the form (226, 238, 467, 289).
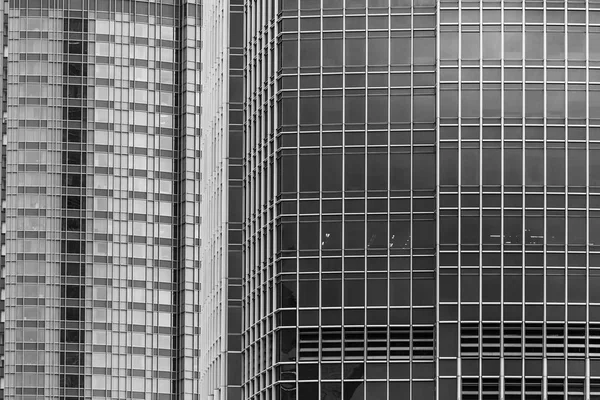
(245, 0, 437, 399)
(438, 1, 600, 399)
(3, 1, 199, 399)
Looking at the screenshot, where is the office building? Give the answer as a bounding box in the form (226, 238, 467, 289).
(200, 0, 600, 399)
(3, 0, 201, 399)
(0, 0, 9, 398)
(5, 0, 600, 400)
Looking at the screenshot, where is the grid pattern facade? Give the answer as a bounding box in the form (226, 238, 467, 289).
(199, 0, 244, 398)
(0, 0, 8, 397)
(438, 1, 600, 399)
(3, 1, 201, 399)
(229, 1, 600, 400)
(244, 0, 437, 399)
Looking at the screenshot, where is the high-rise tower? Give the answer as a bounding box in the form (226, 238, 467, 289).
(3, 1, 202, 399)
(199, 0, 600, 399)
(6, 0, 600, 400)
(242, 0, 436, 398)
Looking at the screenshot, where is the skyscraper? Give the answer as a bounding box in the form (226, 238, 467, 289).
(201, 1, 600, 400)
(3, 1, 201, 399)
(6, 1, 600, 400)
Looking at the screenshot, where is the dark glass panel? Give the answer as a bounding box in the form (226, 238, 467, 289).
(414, 94, 435, 122)
(504, 214, 522, 245)
(365, 382, 386, 400)
(63, 62, 85, 76)
(321, 382, 341, 400)
(547, 214, 565, 244)
(344, 277, 365, 307)
(62, 307, 84, 321)
(568, 215, 586, 245)
(483, 29, 501, 60)
(413, 152, 435, 190)
(367, 276, 387, 306)
(440, 90, 458, 118)
(547, 148, 565, 187)
(299, 222, 319, 250)
(391, 35, 411, 65)
(279, 277, 297, 308)
(439, 215, 458, 245)
(413, 219, 435, 249)
(299, 96, 319, 125)
(322, 154, 342, 192)
(298, 277, 319, 307)
(346, 37, 366, 66)
(547, 31, 565, 59)
(299, 154, 319, 192)
(413, 276, 435, 306)
(345, 95, 365, 124)
(279, 221, 297, 251)
(439, 271, 458, 302)
(61, 330, 83, 343)
(63, 285, 81, 298)
(461, 32, 480, 60)
(322, 222, 342, 250)
(504, 88, 523, 118)
(504, 147, 522, 186)
(300, 38, 320, 67)
(461, 216, 479, 245)
(367, 95, 388, 123)
(461, 88, 480, 118)
(390, 218, 410, 249)
(482, 212, 501, 244)
(568, 31, 585, 60)
(591, 32, 600, 61)
(298, 382, 318, 399)
(280, 39, 298, 68)
(482, 272, 501, 302)
(440, 147, 458, 186)
(367, 220, 387, 249)
(504, 31, 523, 60)
(461, 270, 479, 302)
(368, 37, 388, 66)
(525, 147, 544, 186)
(390, 94, 411, 123)
(413, 381, 435, 399)
(367, 152, 387, 190)
(414, 36, 435, 65)
(345, 220, 365, 250)
(525, 87, 544, 117)
(568, 272, 586, 303)
(525, 270, 543, 302)
(323, 38, 343, 67)
(591, 217, 600, 246)
(390, 274, 410, 306)
(279, 153, 297, 193)
(323, 95, 343, 124)
(440, 31, 458, 61)
(504, 272, 522, 302)
(345, 153, 365, 191)
(547, 270, 565, 302)
(568, 90, 586, 119)
(322, 278, 342, 307)
(461, 147, 479, 186)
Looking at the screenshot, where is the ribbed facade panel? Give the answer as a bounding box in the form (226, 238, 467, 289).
(199, 0, 244, 398)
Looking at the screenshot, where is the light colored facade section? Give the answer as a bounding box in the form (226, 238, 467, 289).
(5, 12, 64, 397)
(3, 2, 200, 399)
(200, 0, 230, 398)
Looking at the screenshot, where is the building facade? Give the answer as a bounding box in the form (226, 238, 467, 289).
(4, 0, 600, 400)
(3, 1, 201, 399)
(234, 1, 600, 400)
